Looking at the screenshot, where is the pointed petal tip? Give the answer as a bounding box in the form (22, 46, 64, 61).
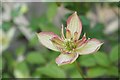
(91, 38, 104, 44)
(77, 38, 103, 55)
(67, 11, 82, 39)
(99, 42, 104, 46)
(74, 11, 77, 14)
(83, 33, 86, 37)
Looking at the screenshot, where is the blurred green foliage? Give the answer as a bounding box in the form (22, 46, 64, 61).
(1, 2, 119, 78)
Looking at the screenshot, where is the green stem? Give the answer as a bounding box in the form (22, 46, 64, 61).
(75, 60, 85, 79)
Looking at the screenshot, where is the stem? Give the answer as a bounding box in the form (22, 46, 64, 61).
(75, 60, 85, 79)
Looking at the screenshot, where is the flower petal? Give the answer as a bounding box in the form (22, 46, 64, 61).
(77, 33, 87, 47)
(76, 39, 103, 55)
(37, 32, 59, 51)
(56, 53, 78, 66)
(51, 36, 64, 49)
(67, 12, 82, 39)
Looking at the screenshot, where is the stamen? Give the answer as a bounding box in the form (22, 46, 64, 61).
(61, 24, 65, 40)
(66, 28, 71, 39)
(73, 32, 79, 40)
(65, 40, 76, 51)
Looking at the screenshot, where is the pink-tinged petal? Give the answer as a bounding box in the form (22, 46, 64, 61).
(56, 53, 79, 66)
(77, 33, 87, 47)
(67, 12, 82, 39)
(51, 36, 64, 49)
(76, 38, 103, 55)
(37, 32, 60, 51)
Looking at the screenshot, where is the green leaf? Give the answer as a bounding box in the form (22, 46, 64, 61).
(32, 70, 42, 78)
(36, 63, 66, 78)
(39, 22, 60, 35)
(79, 55, 96, 67)
(87, 67, 107, 78)
(0, 56, 2, 70)
(70, 70, 83, 78)
(80, 16, 90, 27)
(29, 34, 39, 47)
(89, 23, 104, 39)
(2, 22, 12, 31)
(2, 73, 10, 78)
(47, 3, 57, 22)
(46, 51, 58, 60)
(15, 45, 26, 56)
(93, 52, 110, 67)
(11, 6, 21, 18)
(14, 61, 30, 78)
(61, 63, 74, 71)
(26, 51, 46, 64)
(109, 44, 119, 63)
(3, 52, 15, 70)
(0, 56, 4, 71)
(106, 66, 119, 77)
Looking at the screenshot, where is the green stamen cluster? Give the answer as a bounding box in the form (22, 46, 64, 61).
(64, 40, 76, 51)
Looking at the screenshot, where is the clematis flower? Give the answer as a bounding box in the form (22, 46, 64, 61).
(37, 12, 103, 66)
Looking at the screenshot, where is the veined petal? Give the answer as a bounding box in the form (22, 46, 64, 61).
(67, 12, 82, 39)
(77, 33, 87, 47)
(56, 53, 78, 66)
(76, 39, 103, 55)
(51, 36, 64, 48)
(37, 32, 59, 51)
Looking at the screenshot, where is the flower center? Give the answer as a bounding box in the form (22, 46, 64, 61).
(64, 40, 76, 51)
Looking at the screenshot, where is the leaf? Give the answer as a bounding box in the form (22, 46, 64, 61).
(36, 63, 66, 78)
(2, 22, 12, 31)
(70, 70, 83, 78)
(61, 63, 74, 71)
(89, 23, 104, 39)
(46, 51, 59, 60)
(29, 35, 38, 47)
(11, 6, 21, 18)
(80, 16, 90, 27)
(3, 52, 15, 70)
(79, 55, 96, 67)
(2, 73, 10, 78)
(0, 56, 4, 71)
(39, 22, 60, 35)
(106, 66, 119, 77)
(26, 51, 46, 64)
(0, 56, 2, 70)
(47, 3, 57, 22)
(93, 52, 110, 67)
(32, 70, 42, 78)
(87, 67, 107, 78)
(109, 44, 119, 63)
(15, 45, 26, 56)
(14, 61, 30, 78)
